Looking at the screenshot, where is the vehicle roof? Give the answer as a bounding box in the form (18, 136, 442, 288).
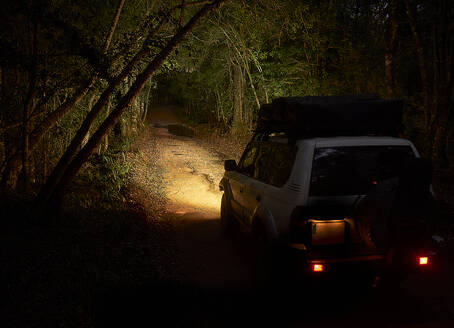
(295, 136, 413, 148)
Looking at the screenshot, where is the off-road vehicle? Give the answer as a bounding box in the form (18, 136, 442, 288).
(219, 95, 436, 284)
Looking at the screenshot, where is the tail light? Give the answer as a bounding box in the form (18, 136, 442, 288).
(312, 264, 324, 272)
(419, 256, 429, 265)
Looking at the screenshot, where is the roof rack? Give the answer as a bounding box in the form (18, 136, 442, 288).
(256, 95, 403, 138)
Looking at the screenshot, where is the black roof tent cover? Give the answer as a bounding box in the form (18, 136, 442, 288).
(256, 95, 403, 137)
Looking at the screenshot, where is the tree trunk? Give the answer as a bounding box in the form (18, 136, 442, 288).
(1, 0, 126, 189)
(0, 78, 93, 188)
(231, 62, 244, 134)
(36, 13, 170, 202)
(385, 0, 400, 98)
(405, 0, 435, 155)
(431, 0, 453, 165)
(405, 0, 431, 124)
(103, 0, 126, 54)
(21, 20, 39, 192)
(142, 81, 153, 124)
(40, 0, 227, 210)
(97, 99, 111, 155)
(405, 0, 453, 162)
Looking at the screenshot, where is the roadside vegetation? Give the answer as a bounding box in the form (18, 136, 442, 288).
(1, 121, 177, 328)
(65, 135, 134, 210)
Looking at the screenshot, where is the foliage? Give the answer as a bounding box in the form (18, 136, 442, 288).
(155, 1, 386, 128)
(155, 0, 453, 165)
(1, 0, 213, 196)
(67, 134, 134, 210)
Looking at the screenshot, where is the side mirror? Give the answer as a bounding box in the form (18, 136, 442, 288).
(224, 159, 237, 171)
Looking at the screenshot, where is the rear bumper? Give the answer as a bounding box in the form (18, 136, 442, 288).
(308, 254, 385, 264)
(287, 243, 436, 276)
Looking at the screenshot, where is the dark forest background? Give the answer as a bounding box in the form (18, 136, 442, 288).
(0, 0, 453, 208)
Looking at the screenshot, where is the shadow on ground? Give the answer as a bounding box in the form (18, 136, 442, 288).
(91, 273, 443, 328)
(1, 194, 174, 328)
(152, 123, 195, 138)
(91, 214, 453, 328)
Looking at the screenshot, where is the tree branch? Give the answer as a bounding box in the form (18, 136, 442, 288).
(103, 0, 126, 54)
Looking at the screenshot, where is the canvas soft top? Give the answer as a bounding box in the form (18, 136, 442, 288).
(256, 95, 403, 138)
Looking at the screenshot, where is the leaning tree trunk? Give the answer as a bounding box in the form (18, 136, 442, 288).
(21, 19, 39, 193)
(40, 0, 227, 211)
(37, 20, 167, 203)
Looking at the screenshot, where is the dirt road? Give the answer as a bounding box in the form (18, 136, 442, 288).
(119, 106, 454, 328)
(149, 107, 255, 289)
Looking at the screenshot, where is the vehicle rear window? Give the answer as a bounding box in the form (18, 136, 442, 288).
(310, 145, 415, 196)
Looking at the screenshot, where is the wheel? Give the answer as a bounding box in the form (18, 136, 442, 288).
(252, 222, 294, 291)
(220, 194, 239, 236)
(373, 272, 406, 297)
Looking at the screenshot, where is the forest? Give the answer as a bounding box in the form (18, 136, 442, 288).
(2, 1, 454, 327)
(0, 0, 453, 211)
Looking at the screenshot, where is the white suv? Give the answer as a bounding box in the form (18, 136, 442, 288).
(219, 96, 435, 278)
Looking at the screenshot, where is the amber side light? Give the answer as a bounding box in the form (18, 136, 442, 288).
(312, 264, 324, 272)
(419, 257, 429, 265)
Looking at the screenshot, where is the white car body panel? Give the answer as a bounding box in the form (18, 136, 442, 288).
(222, 136, 420, 241)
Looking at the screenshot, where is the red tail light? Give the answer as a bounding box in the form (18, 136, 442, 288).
(312, 264, 324, 272)
(419, 256, 429, 265)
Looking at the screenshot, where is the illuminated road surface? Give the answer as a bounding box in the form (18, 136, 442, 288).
(151, 107, 255, 289)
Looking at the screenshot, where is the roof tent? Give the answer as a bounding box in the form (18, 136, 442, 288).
(256, 95, 403, 138)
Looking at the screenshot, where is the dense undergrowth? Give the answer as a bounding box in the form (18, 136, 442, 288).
(1, 130, 177, 328)
(64, 135, 135, 211)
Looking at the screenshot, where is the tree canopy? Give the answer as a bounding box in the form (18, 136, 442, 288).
(158, 0, 453, 163)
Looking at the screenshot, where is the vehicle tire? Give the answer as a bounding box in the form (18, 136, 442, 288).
(253, 222, 293, 292)
(374, 272, 406, 296)
(220, 194, 239, 236)
(254, 237, 276, 288)
(355, 184, 395, 252)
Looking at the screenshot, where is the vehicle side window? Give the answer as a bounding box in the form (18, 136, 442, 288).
(254, 144, 273, 183)
(270, 143, 297, 186)
(254, 142, 297, 187)
(238, 144, 258, 177)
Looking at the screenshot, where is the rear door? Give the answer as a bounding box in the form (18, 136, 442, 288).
(230, 143, 259, 219)
(243, 141, 298, 225)
(240, 143, 273, 222)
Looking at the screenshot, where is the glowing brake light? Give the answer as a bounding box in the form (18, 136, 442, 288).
(419, 256, 429, 265)
(312, 264, 324, 272)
